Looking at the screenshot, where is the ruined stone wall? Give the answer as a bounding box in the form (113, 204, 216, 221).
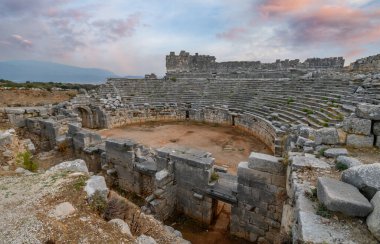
(166, 51, 344, 77)
(231, 153, 286, 243)
(350, 54, 380, 71)
(0, 107, 53, 127)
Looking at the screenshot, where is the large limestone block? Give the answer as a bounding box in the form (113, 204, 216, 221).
(376, 136, 380, 148)
(324, 148, 348, 158)
(248, 152, 284, 174)
(342, 116, 372, 135)
(291, 156, 331, 170)
(48, 159, 89, 173)
(367, 191, 380, 241)
(356, 103, 380, 120)
(136, 234, 157, 244)
(48, 202, 76, 219)
(373, 122, 380, 136)
(109, 219, 132, 237)
(336, 156, 362, 168)
(342, 163, 380, 199)
(315, 128, 339, 145)
(317, 177, 372, 217)
(346, 134, 374, 148)
(85, 175, 109, 201)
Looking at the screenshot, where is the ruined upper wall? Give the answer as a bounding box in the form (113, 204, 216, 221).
(166, 51, 345, 76)
(350, 54, 380, 72)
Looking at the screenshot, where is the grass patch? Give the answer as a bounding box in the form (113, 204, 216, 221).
(302, 108, 314, 115)
(89, 190, 108, 214)
(73, 175, 88, 191)
(316, 203, 331, 218)
(304, 188, 317, 202)
(335, 162, 349, 171)
(287, 97, 295, 105)
(17, 151, 38, 172)
(210, 171, 219, 182)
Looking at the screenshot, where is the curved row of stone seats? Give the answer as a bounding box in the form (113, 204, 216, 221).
(97, 77, 378, 129)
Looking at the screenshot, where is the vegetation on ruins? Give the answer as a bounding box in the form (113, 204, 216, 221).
(335, 161, 349, 171)
(0, 79, 98, 91)
(89, 190, 108, 214)
(17, 151, 38, 172)
(304, 188, 318, 202)
(302, 108, 314, 115)
(73, 175, 88, 191)
(103, 197, 128, 221)
(316, 203, 332, 218)
(210, 171, 219, 182)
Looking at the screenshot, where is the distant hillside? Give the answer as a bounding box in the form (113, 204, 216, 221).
(0, 60, 119, 84)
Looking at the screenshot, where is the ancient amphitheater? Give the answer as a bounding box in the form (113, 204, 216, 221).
(1, 51, 380, 243)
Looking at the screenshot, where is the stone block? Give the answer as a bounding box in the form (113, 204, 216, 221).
(317, 177, 372, 217)
(315, 128, 339, 145)
(376, 136, 380, 148)
(342, 163, 380, 199)
(248, 152, 285, 174)
(323, 148, 348, 158)
(238, 162, 272, 185)
(346, 134, 374, 148)
(342, 116, 372, 135)
(355, 103, 380, 120)
(374, 121, 380, 136)
(47, 159, 89, 173)
(366, 191, 380, 241)
(336, 156, 362, 168)
(291, 156, 330, 170)
(85, 175, 109, 201)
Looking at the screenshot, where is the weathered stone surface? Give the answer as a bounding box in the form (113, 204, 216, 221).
(108, 219, 132, 237)
(248, 152, 284, 174)
(342, 116, 372, 135)
(299, 126, 315, 139)
(291, 156, 330, 170)
(85, 175, 109, 201)
(342, 163, 380, 199)
(376, 136, 380, 148)
(48, 159, 89, 173)
(136, 234, 157, 244)
(367, 191, 380, 241)
(317, 177, 372, 217)
(374, 121, 380, 136)
(49, 202, 76, 219)
(323, 148, 348, 158)
(15, 167, 34, 175)
(355, 103, 380, 120)
(346, 134, 374, 148)
(22, 139, 36, 154)
(336, 156, 362, 168)
(315, 128, 339, 145)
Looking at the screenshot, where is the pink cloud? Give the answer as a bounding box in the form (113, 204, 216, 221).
(10, 34, 32, 48)
(216, 27, 247, 40)
(259, 0, 315, 16)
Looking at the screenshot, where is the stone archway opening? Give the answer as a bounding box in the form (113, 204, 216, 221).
(75, 107, 93, 129)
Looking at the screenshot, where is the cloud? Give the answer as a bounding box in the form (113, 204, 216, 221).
(10, 34, 33, 48)
(216, 27, 247, 40)
(92, 14, 141, 41)
(259, 0, 315, 16)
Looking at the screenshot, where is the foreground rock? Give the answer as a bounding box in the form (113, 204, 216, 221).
(48, 202, 76, 220)
(315, 128, 339, 145)
(84, 175, 109, 201)
(367, 192, 380, 241)
(341, 163, 380, 199)
(291, 156, 330, 170)
(248, 152, 284, 174)
(356, 103, 380, 120)
(317, 177, 372, 217)
(336, 156, 362, 168)
(108, 219, 132, 237)
(324, 148, 348, 158)
(48, 159, 89, 173)
(136, 234, 157, 244)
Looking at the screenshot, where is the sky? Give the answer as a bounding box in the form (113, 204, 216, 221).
(0, 0, 379, 76)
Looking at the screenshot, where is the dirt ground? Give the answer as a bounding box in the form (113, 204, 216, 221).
(0, 89, 77, 107)
(98, 121, 272, 174)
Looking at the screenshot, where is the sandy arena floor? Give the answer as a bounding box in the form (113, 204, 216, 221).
(98, 121, 272, 174)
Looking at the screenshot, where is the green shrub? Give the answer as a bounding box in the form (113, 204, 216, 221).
(170, 77, 177, 82)
(336, 162, 348, 171)
(304, 188, 317, 202)
(73, 176, 87, 191)
(89, 191, 108, 214)
(316, 203, 331, 218)
(302, 108, 314, 115)
(287, 97, 295, 104)
(210, 171, 219, 182)
(17, 151, 38, 172)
